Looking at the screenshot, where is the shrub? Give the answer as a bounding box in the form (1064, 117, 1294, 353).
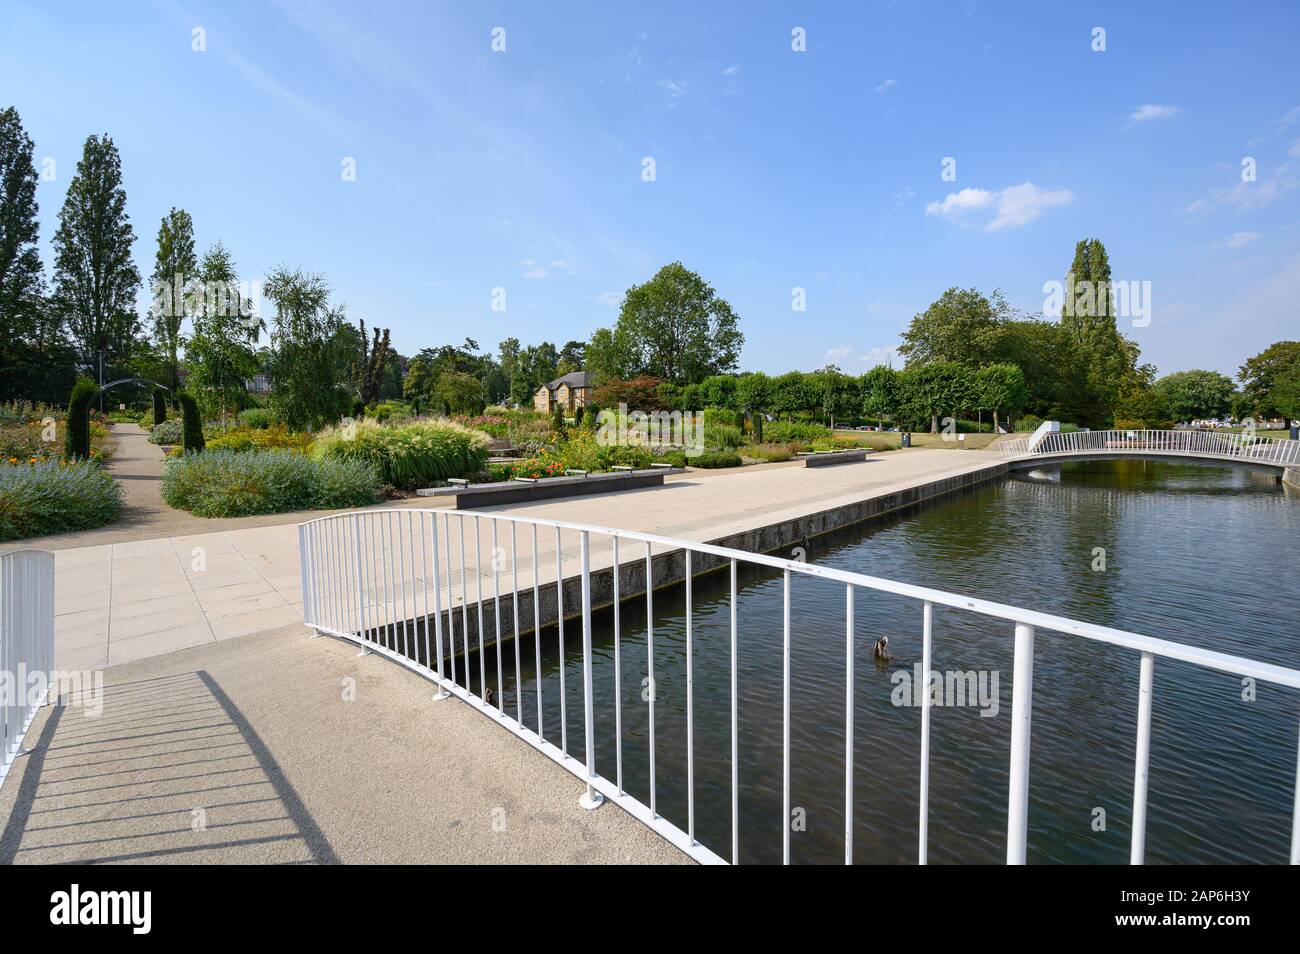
(65, 378, 96, 460)
(690, 449, 743, 468)
(551, 403, 566, 432)
(703, 422, 743, 448)
(152, 389, 167, 426)
(206, 424, 312, 454)
(764, 420, 831, 443)
(0, 458, 122, 541)
(178, 392, 205, 452)
(741, 442, 797, 462)
(149, 418, 185, 445)
(161, 449, 380, 517)
(311, 419, 490, 489)
(238, 407, 275, 430)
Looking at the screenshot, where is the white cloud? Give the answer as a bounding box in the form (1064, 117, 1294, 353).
(723, 64, 741, 76)
(1213, 231, 1260, 249)
(824, 344, 899, 369)
(925, 182, 1072, 230)
(520, 260, 547, 279)
(592, 291, 622, 307)
(1182, 161, 1298, 218)
(657, 78, 689, 98)
(1129, 104, 1179, 122)
(874, 79, 899, 94)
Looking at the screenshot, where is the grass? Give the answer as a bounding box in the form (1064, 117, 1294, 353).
(311, 418, 490, 489)
(830, 429, 1009, 451)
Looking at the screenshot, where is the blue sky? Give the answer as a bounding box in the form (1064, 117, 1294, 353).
(4, 0, 1299, 378)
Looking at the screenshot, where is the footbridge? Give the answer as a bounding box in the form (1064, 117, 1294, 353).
(1000, 422, 1300, 478)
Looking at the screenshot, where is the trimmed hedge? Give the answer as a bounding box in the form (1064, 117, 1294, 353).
(0, 459, 123, 541)
(152, 388, 167, 426)
(161, 449, 381, 518)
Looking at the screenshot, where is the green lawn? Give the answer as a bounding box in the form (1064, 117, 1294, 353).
(830, 428, 1012, 451)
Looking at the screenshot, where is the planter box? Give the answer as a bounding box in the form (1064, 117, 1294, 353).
(416, 467, 685, 509)
(797, 449, 870, 467)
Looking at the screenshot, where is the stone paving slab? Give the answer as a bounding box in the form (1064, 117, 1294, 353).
(0, 624, 690, 864)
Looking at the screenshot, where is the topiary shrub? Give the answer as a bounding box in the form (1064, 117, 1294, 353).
(552, 403, 566, 432)
(64, 378, 97, 460)
(152, 388, 167, 426)
(178, 391, 205, 452)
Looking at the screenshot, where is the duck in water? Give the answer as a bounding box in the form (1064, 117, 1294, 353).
(873, 635, 892, 662)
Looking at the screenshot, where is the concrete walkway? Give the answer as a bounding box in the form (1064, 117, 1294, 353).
(43, 448, 1004, 673)
(0, 624, 688, 864)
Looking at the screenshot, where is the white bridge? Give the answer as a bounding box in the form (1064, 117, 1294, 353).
(1000, 421, 1300, 475)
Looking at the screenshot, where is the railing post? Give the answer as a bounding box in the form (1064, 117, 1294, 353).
(298, 523, 315, 630)
(845, 584, 854, 865)
(1007, 622, 1035, 864)
(578, 531, 603, 810)
(919, 600, 933, 864)
(1130, 651, 1154, 863)
(1291, 716, 1300, 865)
(431, 513, 450, 700)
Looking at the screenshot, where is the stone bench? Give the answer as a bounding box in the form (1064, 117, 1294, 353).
(416, 466, 685, 509)
(796, 449, 870, 467)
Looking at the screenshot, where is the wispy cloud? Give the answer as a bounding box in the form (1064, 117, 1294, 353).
(874, 79, 899, 94)
(592, 291, 623, 307)
(926, 182, 1072, 230)
(658, 78, 690, 99)
(1129, 104, 1179, 122)
(520, 260, 548, 279)
(825, 344, 899, 369)
(1212, 231, 1260, 249)
(1183, 161, 1298, 218)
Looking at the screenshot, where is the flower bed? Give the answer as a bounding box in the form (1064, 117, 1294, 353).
(0, 458, 122, 541)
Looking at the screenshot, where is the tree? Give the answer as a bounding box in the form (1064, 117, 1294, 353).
(860, 365, 898, 428)
(149, 207, 196, 395)
(898, 287, 1009, 368)
(613, 262, 744, 384)
(1237, 341, 1300, 423)
(1271, 361, 1300, 425)
(897, 362, 973, 432)
(698, 374, 737, 409)
(734, 371, 774, 440)
(0, 106, 55, 402)
(974, 363, 1027, 431)
(1151, 370, 1236, 422)
(1056, 238, 1135, 427)
(435, 370, 486, 415)
(592, 376, 669, 411)
(52, 133, 141, 393)
(263, 266, 350, 430)
(509, 341, 559, 406)
(353, 319, 392, 406)
(585, 325, 635, 386)
(555, 339, 586, 376)
(185, 242, 260, 423)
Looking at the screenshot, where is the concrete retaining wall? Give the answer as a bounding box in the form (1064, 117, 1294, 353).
(367, 459, 1009, 658)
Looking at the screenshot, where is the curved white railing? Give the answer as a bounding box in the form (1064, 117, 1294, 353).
(1, 549, 54, 789)
(1001, 427, 1300, 467)
(297, 508, 1300, 865)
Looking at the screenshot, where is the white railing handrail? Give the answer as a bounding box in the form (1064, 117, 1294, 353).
(1001, 427, 1300, 466)
(1025, 419, 1060, 452)
(297, 507, 1300, 866)
(1, 548, 55, 790)
(299, 507, 1300, 690)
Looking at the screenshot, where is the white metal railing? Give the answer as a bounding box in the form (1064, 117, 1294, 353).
(1, 549, 54, 789)
(297, 508, 1300, 865)
(1001, 427, 1300, 466)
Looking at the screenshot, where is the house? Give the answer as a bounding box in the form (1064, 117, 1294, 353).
(533, 370, 593, 414)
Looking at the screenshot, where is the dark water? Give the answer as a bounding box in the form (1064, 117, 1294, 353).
(475, 461, 1300, 864)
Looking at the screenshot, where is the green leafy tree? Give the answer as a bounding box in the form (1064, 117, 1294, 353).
(613, 262, 744, 384)
(860, 365, 898, 427)
(149, 207, 196, 395)
(435, 370, 486, 415)
(1237, 341, 1300, 423)
(1270, 361, 1300, 425)
(509, 341, 559, 406)
(0, 106, 61, 402)
(52, 133, 141, 390)
(897, 362, 973, 432)
(698, 374, 737, 409)
(352, 319, 392, 406)
(185, 242, 260, 423)
(585, 325, 636, 387)
(264, 266, 349, 430)
(734, 371, 774, 440)
(1057, 238, 1136, 427)
(974, 363, 1027, 431)
(899, 287, 1009, 368)
(555, 339, 586, 376)
(1151, 369, 1236, 422)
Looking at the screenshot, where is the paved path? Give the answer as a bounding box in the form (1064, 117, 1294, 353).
(0, 625, 689, 864)
(43, 448, 1004, 672)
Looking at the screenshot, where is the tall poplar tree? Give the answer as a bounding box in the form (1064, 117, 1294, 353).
(52, 133, 141, 389)
(150, 207, 197, 394)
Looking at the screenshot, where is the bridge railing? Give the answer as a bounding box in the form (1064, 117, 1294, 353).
(297, 507, 1300, 865)
(1, 549, 54, 789)
(1001, 428, 1300, 466)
